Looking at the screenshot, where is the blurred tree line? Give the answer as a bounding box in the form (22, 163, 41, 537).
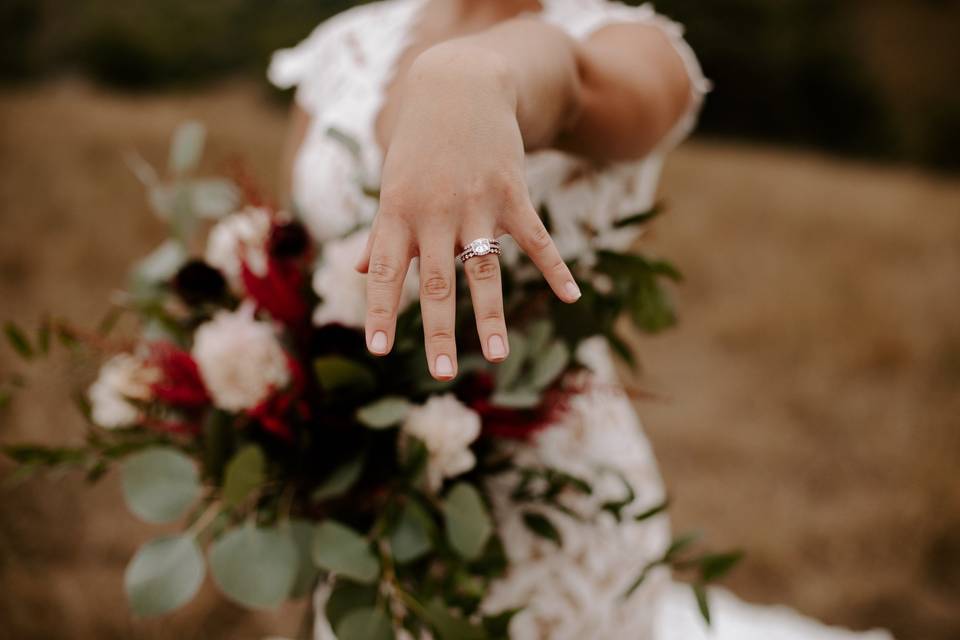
(2, 0, 958, 169)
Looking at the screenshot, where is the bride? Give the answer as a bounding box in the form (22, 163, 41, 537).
(269, 0, 893, 638)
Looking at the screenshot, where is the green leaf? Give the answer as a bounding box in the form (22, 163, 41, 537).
(36, 318, 51, 355)
(125, 534, 204, 617)
(525, 319, 553, 355)
(4, 322, 33, 359)
(325, 580, 378, 630)
(390, 500, 434, 564)
(209, 524, 299, 609)
(313, 356, 375, 395)
(312, 521, 380, 584)
(693, 583, 711, 625)
(288, 520, 320, 598)
(423, 598, 488, 640)
(121, 447, 201, 523)
(635, 499, 670, 522)
(666, 531, 703, 561)
(312, 454, 366, 502)
(202, 410, 234, 483)
(699, 550, 744, 583)
(495, 330, 527, 390)
(529, 340, 569, 390)
(335, 607, 395, 640)
(356, 396, 411, 429)
(612, 203, 663, 229)
(490, 389, 541, 410)
(443, 483, 493, 561)
(189, 178, 239, 219)
(221, 445, 265, 508)
(326, 127, 363, 163)
(169, 121, 206, 174)
(521, 512, 562, 546)
(483, 609, 521, 638)
(131, 240, 189, 289)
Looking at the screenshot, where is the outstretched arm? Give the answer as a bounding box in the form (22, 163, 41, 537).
(357, 16, 694, 380)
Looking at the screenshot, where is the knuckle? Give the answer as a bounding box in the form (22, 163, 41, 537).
(427, 328, 455, 344)
(369, 257, 403, 285)
(468, 258, 499, 282)
(549, 258, 568, 277)
(528, 224, 553, 252)
(479, 307, 504, 324)
(422, 272, 452, 300)
(367, 303, 394, 320)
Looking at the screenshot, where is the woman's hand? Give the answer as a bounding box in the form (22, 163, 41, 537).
(355, 43, 581, 381)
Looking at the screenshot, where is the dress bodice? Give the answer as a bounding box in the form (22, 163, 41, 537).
(268, 0, 708, 259)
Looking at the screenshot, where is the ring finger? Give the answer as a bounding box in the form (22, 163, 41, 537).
(460, 232, 509, 363)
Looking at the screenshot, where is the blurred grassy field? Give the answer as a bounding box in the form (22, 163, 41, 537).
(0, 81, 958, 639)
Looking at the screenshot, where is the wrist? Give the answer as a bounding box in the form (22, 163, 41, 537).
(408, 42, 519, 112)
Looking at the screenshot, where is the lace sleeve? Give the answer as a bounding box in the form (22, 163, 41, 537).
(542, 0, 710, 153)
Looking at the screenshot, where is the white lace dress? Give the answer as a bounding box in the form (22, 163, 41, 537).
(268, 2, 893, 639)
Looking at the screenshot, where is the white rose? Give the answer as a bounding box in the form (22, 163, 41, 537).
(88, 353, 159, 429)
(191, 303, 290, 411)
(403, 394, 481, 491)
(205, 206, 273, 292)
(312, 229, 419, 328)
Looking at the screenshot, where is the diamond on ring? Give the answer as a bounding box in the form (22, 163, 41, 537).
(457, 238, 502, 264)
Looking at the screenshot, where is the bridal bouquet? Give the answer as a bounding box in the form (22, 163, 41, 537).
(3, 124, 737, 637)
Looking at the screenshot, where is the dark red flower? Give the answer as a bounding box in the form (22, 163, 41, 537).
(147, 342, 210, 408)
(172, 260, 227, 306)
(248, 355, 308, 443)
(268, 221, 310, 260)
(460, 372, 569, 441)
(241, 257, 310, 329)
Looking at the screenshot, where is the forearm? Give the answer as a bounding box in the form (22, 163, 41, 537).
(392, 17, 692, 162)
(396, 19, 581, 154)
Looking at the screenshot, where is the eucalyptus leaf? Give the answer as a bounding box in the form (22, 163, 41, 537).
(335, 607, 395, 640)
(132, 240, 188, 285)
(190, 178, 239, 219)
(495, 330, 527, 390)
(289, 519, 320, 598)
(390, 500, 434, 564)
(313, 357, 375, 395)
(525, 319, 553, 356)
(221, 445, 265, 508)
(169, 121, 206, 174)
(490, 389, 541, 410)
(423, 598, 488, 640)
(529, 340, 569, 390)
(209, 524, 299, 609)
(312, 521, 380, 584)
(356, 396, 411, 429)
(325, 580, 378, 630)
(121, 447, 201, 523)
(312, 454, 365, 502)
(125, 534, 204, 617)
(443, 483, 493, 561)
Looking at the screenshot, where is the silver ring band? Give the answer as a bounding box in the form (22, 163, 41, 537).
(457, 238, 501, 264)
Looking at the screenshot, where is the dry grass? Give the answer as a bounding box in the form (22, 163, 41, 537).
(0, 81, 958, 639)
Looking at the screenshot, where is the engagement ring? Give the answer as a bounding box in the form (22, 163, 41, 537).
(457, 238, 502, 264)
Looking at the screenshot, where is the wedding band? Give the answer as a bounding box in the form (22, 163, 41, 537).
(457, 238, 502, 264)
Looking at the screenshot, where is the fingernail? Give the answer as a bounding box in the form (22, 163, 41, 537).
(565, 280, 582, 301)
(370, 331, 388, 354)
(488, 334, 507, 360)
(435, 354, 454, 378)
